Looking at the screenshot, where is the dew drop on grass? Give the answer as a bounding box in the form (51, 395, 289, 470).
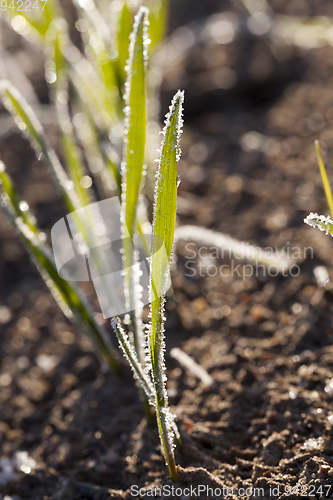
(45, 71, 57, 84)
(19, 201, 29, 212)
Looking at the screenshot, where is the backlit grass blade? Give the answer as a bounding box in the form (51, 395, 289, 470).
(148, 90, 184, 482)
(8, 10, 115, 136)
(116, 2, 133, 88)
(174, 225, 294, 271)
(0, 82, 116, 313)
(315, 140, 333, 218)
(7, 0, 57, 38)
(0, 162, 119, 372)
(73, 0, 120, 121)
(69, 62, 115, 135)
(122, 6, 148, 239)
(46, 24, 92, 207)
(0, 80, 81, 214)
(71, 94, 121, 198)
(145, 0, 168, 51)
(121, 7, 149, 360)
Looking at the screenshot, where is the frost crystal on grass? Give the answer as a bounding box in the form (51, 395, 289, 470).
(146, 90, 184, 482)
(120, 6, 149, 365)
(304, 212, 333, 237)
(112, 318, 154, 402)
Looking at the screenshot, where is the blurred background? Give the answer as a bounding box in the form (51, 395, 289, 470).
(2, 0, 333, 497)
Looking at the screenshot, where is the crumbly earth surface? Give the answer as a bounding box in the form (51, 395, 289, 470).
(2, 1, 333, 499)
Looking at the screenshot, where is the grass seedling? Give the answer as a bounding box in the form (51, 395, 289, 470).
(112, 90, 184, 482)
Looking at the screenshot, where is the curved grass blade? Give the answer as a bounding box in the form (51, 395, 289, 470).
(0, 80, 81, 214)
(122, 6, 148, 241)
(145, 0, 168, 51)
(315, 140, 333, 218)
(46, 22, 92, 207)
(7, 10, 116, 136)
(71, 91, 121, 198)
(148, 90, 184, 482)
(0, 82, 120, 336)
(0, 161, 119, 372)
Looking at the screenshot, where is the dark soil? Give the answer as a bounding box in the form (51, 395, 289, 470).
(2, 1, 333, 499)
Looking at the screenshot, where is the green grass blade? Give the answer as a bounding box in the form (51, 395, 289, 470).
(145, 0, 168, 51)
(72, 0, 120, 120)
(122, 6, 148, 238)
(315, 140, 333, 218)
(148, 90, 184, 482)
(46, 25, 92, 207)
(150, 90, 184, 309)
(0, 162, 119, 372)
(57, 79, 92, 207)
(112, 318, 154, 399)
(121, 6, 149, 357)
(69, 63, 115, 135)
(116, 2, 133, 87)
(0, 80, 81, 213)
(71, 97, 120, 198)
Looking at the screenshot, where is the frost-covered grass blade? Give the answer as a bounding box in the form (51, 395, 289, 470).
(148, 90, 184, 483)
(122, 6, 148, 239)
(119, 6, 153, 424)
(0, 80, 81, 213)
(145, 0, 168, 51)
(46, 24, 92, 208)
(315, 140, 333, 217)
(0, 161, 119, 372)
(121, 7, 149, 357)
(112, 318, 154, 400)
(116, 2, 133, 88)
(72, 0, 120, 120)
